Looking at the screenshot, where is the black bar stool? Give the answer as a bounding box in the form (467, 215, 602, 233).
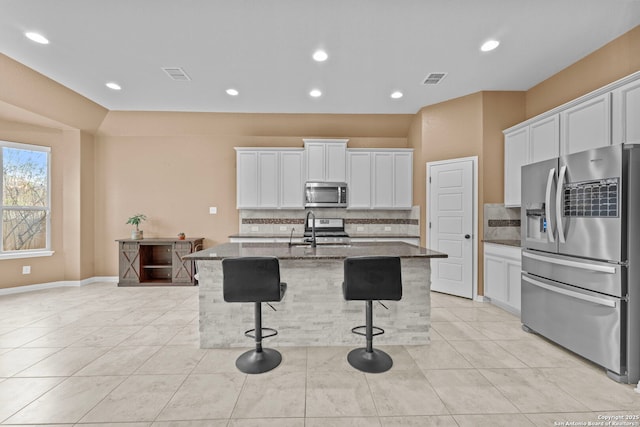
(222, 257, 287, 374)
(343, 256, 402, 373)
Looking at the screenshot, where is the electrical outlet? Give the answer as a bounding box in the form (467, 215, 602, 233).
(384, 226, 392, 232)
(22, 266, 31, 274)
(357, 226, 365, 232)
(251, 226, 259, 232)
(279, 226, 288, 231)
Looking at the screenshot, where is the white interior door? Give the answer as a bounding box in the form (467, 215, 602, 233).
(428, 158, 475, 299)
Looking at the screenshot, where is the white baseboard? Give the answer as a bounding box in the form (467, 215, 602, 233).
(0, 276, 118, 296)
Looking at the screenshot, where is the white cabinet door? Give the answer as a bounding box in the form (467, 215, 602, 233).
(504, 127, 529, 207)
(346, 151, 372, 209)
(304, 140, 347, 182)
(483, 243, 522, 314)
(258, 151, 278, 208)
(305, 143, 326, 182)
(280, 150, 304, 209)
(484, 254, 507, 302)
(393, 152, 413, 208)
(236, 151, 259, 208)
(529, 114, 559, 163)
(561, 93, 611, 155)
(372, 152, 394, 208)
(613, 79, 640, 145)
(326, 143, 347, 182)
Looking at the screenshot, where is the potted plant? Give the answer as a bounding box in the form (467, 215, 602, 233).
(177, 232, 186, 240)
(126, 214, 147, 240)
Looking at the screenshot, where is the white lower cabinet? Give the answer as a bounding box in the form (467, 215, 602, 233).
(483, 243, 522, 314)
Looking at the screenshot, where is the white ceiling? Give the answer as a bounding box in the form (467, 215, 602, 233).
(1, 0, 639, 115)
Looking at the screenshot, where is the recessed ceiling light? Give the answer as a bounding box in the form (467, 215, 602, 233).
(309, 89, 322, 98)
(480, 40, 500, 52)
(390, 91, 403, 99)
(105, 82, 121, 91)
(226, 88, 239, 96)
(25, 32, 49, 44)
(312, 50, 328, 62)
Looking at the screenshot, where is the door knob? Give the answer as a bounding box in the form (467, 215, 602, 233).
(464, 234, 471, 239)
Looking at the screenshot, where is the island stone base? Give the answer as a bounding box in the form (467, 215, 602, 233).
(198, 258, 431, 348)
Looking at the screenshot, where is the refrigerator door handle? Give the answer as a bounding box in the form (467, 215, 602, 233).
(522, 251, 617, 274)
(545, 168, 556, 243)
(522, 276, 617, 308)
(556, 165, 567, 243)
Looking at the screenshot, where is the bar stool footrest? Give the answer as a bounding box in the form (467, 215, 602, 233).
(351, 325, 384, 337)
(244, 327, 278, 340)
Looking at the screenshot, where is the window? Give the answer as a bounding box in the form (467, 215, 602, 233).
(1, 140, 51, 257)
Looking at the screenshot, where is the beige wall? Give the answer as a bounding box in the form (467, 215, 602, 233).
(526, 25, 640, 118)
(94, 112, 412, 276)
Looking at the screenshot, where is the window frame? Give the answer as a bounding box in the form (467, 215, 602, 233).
(0, 140, 54, 259)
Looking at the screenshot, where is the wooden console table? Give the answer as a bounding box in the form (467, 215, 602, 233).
(116, 238, 204, 286)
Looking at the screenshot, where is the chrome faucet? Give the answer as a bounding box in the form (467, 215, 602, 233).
(305, 210, 317, 248)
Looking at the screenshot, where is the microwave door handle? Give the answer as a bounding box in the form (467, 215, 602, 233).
(555, 165, 567, 243)
(545, 168, 556, 243)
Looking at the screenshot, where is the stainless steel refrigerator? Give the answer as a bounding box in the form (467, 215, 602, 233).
(521, 143, 640, 383)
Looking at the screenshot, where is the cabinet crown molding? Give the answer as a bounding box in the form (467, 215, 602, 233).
(503, 70, 640, 135)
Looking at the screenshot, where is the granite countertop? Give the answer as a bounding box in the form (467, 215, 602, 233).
(228, 234, 420, 239)
(483, 239, 521, 248)
(185, 241, 447, 260)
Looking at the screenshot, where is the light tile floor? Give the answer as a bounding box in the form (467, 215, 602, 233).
(0, 282, 639, 426)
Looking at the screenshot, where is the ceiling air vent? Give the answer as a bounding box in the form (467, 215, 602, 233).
(162, 67, 191, 81)
(422, 72, 447, 85)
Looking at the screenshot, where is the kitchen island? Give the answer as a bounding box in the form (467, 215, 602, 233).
(184, 242, 447, 348)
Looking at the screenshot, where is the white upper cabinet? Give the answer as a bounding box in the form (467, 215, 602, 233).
(346, 151, 372, 209)
(304, 139, 347, 182)
(561, 93, 611, 155)
(504, 127, 529, 207)
(236, 148, 305, 209)
(236, 150, 259, 208)
(347, 149, 413, 209)
(612, 78, 640, 145)
(373, 152, 394, 208)
(393, 152, 413, 208)
(257, 151, 278, 208)
(504, 72, 640, 207)
(529, 114, 559, 163)
(279, 150, 305, 209)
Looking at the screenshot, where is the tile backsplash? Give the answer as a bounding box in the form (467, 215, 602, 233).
(239, 207, 420, 236)
(484, 204, 521, 240)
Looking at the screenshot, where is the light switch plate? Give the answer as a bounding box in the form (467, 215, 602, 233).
(22, 266, 31, 274)
(209, 207, 217, 214)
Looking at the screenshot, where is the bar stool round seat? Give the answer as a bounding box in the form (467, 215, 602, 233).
(343, 256, 402, 373)
(222, 257, 287, 374)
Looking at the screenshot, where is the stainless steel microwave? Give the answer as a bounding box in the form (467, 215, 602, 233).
(304, 182, 348, 208)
